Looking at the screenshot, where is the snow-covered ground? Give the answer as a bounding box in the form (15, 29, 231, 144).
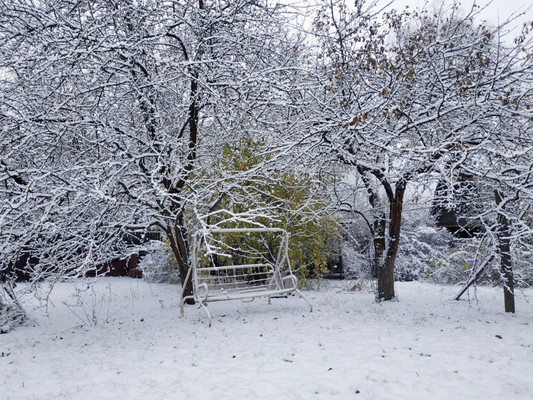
(1, 278, 532, 400)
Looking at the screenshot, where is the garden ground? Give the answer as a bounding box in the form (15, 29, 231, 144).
(1, 278, 532, 399)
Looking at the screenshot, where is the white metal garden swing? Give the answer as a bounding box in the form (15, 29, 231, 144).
(180, 227, 313, 326)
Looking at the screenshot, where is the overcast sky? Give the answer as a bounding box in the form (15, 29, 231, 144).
(288, 1, 531, 37)
(383, 0, 531, 25)
(370, 0, 532, 44)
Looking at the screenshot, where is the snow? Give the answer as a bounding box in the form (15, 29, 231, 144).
(2, 278, 532, 400)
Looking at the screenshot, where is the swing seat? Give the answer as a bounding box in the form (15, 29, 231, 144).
(180, 228, 312, 326)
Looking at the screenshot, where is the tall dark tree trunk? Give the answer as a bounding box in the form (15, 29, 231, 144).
(373, 213, 388, 297)
(377, 254, 396, 300)
(124, 1, 198, 302)
(173, 76, 199, 303)
(375, 183, 405, 300)
(165, 26, 201, 303)
(359, 162, 406, 301)
(166, 221, 194, 304)
(494, 190, 515, 313)
(338, 241, 344, 279)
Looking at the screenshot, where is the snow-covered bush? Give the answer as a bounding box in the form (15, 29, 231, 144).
(0, 284, 25, 333)
(424, 241, 478, 284)
(340, 207, 456, 282)
(340, 245, 371, 279)
(338, 217, 375, 279)
(139, 242, 179, 284)
(395, 222, 454, 282)
(513, 246, 533, 287)
(437, 238, 533, 288)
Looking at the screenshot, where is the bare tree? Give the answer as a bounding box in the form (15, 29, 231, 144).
(454, 78, 533, 312)
(0, 0, 304, 323)
(311, 0, 532, 300)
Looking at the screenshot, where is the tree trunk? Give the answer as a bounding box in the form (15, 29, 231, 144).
(375, 183, 405, 300)
(377, 252, 396, 300)
(500, 243, 515, 313)
(373, 214, 386, 280)
(166, 222, 194, 304)
(495, 190, 515, 313)
(338, 241, 344, 279)
(162, 44, 200, 305)
(373, 214, 390, 299)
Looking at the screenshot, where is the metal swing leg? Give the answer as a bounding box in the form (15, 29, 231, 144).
(180, 267, 194, 317)
(199, 301, 212, 327)
(296, 289, 313, 312)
